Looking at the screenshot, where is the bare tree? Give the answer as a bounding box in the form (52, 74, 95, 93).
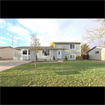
(83, 19, 105, 43)
(11, 35, 14, 48)
(30, 34, 40, 68)
(17, 39, 20, 47)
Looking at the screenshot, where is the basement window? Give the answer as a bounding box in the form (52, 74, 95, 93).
(95, 51, 99, 54)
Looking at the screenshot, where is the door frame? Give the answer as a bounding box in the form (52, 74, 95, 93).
(57, 50, 62, 59)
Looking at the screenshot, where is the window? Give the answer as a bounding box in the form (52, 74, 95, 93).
(70, 44, 75, 49)
(23, 50, 27, 55)
(70, 54, 76, 60)
(42, 50, 49, 56)
(95, 51, 99, 54)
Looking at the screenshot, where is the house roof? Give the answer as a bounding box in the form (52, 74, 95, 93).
(87, 46, 105, 53)
(14, 46, 65, 50)
(53, 42, 81, 44)
(0, 46, 12, 49)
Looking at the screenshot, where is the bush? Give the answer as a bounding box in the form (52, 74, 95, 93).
(64, 56, 68, 60)
(76, 55, 82, 60)
(53, 56, 55, 60)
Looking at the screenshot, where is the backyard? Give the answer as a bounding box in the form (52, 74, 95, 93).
(0, 61, 105, 86)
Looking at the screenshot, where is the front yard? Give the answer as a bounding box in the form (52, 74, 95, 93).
(0, 61, 105, 86)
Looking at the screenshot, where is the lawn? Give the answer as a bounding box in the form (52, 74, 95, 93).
(0, 61, 105, 86)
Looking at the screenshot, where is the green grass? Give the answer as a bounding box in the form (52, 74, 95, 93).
(0, 61, 105, 86)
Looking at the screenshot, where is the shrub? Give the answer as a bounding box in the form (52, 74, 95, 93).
(64, 56, 68, 60)
(76, 55, 82, 60)
(53, 56, 55, 60)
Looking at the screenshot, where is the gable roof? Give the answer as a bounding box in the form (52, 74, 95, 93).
(87, 46, 105, 53)
(0, 46, 12, 49)
(14, 46, 65, 50)
(53, 42, 81, 44)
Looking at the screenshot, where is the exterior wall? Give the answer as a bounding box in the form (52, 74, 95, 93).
(30, 50, 57, 61)
(101, 49, 105, 60)
(13, 49, 22, 60)
(88, 47, 102, 60)
(13, 43, 81, 61)
(0, 48, 13, 59)
(54, 43, 81, 60)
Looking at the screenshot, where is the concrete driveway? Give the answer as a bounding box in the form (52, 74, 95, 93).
(0, 60, 31, 72)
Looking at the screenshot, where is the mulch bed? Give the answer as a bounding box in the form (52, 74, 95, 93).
(29, 60, 58, 63)
(83, 60, 105, 62)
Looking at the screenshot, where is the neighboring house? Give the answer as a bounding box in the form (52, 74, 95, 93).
(13, 42, 81, 60)
(0, 46, 13, 60)
(87, 46, 105, 60)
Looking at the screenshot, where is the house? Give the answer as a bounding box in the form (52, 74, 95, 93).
(87, 46, 105, 60)
(13, 42, 81, 60)
(0, 46, 13, 60)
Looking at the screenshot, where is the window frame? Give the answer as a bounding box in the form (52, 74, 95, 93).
(95, 51, 99, 54)
(69, 44, 76, 50)
(42, 49, 50, 56)
(69, 54, 76, 60)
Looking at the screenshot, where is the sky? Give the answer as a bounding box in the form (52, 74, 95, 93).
(0, 19, 105, 49)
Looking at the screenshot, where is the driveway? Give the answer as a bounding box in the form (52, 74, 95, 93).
(0, 60, 31, 72)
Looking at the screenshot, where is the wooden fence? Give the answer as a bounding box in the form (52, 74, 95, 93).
(81, 55, 89, 60)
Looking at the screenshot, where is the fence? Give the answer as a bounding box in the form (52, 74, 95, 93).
(81, 55, 89, 60)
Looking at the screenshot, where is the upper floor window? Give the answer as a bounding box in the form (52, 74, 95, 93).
(42, 50, 49, 56)
(95, 51, 99, 54)
(70, 44, 75, 49)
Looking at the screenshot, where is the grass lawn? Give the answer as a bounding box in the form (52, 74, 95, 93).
(0, 61, 105, 86)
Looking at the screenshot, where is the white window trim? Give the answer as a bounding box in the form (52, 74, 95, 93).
(21, 49, 28, 60)
(41, 49, 50, 56)
(69, 44, 76, 50)
(69, 54, 76, 60)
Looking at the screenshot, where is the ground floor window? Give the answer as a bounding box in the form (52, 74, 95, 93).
(70, 54, 76, 60)
(42, 50, 50, 56)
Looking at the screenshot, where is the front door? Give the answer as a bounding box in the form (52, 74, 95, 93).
(57, 50, 61, 59)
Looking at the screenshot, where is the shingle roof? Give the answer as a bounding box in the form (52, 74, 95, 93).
(14, 46, 65, 50)
(53, 42, 81, 44)
(0, 46, 12, 49)
(87, 46, 105, 53)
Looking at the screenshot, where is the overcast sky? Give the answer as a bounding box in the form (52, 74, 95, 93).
(0, 19, 104, 48)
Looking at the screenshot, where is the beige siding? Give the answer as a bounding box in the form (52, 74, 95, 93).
(0, 48, 13, 59)
(101, 49, 105, 60)
(88, 48, 102, 60)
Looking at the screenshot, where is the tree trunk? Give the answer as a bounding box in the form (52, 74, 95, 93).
(34, 53, 36, 68)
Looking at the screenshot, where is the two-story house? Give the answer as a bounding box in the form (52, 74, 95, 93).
(13, 42, 81, 60)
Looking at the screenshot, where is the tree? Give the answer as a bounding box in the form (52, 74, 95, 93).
(30, 34, 40, 68)
(83, 19, 105, 43)
(17, 39, 20, 47)
(81, 43, 90, 55)
(11, 35, 14, 48)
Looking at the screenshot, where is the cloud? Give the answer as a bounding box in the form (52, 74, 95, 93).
(0, 40, 6, 44)
(0, 37, 16, 42)
(14, 36, 24, 41)
(8, 25, 30, 37)
(6, 33, 9, 35)
(0, 19, 5, 24)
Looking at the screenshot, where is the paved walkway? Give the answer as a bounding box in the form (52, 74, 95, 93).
(0, 60, 31, 72)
